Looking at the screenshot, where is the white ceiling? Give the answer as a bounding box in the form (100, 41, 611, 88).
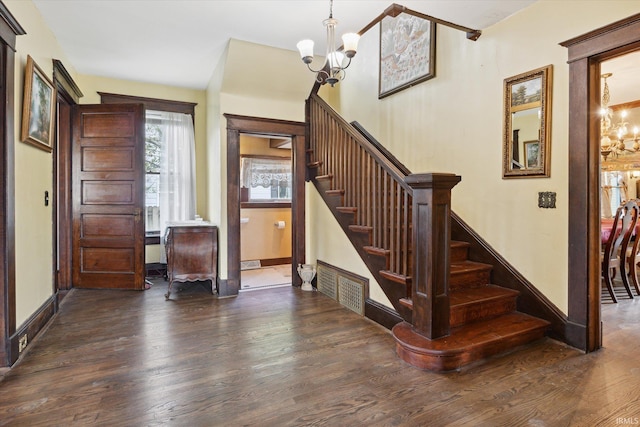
(31, 0, 537, 90)
(601, 50, 640, 106)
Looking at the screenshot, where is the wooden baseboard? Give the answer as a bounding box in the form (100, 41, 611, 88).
(365, 298, 403, 330)
(259, 257, 292, 267)
(9, 296, 56, 365)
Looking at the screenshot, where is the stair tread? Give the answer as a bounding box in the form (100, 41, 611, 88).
(398, 285, 517, 311)
(349, 225, 372, 232)
(451, 260, 492, 272)
(379, 270, 408, 284)
(451, 240, 470, 248)
(450, 285, 519, 307)
(336, 206, 358, 213)
(393, 312, 549, 355)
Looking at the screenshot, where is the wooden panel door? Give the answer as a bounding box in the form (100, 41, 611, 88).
(72, 104, 145, 289)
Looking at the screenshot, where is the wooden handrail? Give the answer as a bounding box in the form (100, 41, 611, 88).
(307, 94, 461, 339)
(309, 3, 481, 96)
(310, 95, 410, 191)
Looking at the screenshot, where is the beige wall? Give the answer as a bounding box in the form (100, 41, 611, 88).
(317, 1, 640, 314)
(240, 208, 292, 261)
(7, 0, 77, 327)
(208, 39, 316, 280)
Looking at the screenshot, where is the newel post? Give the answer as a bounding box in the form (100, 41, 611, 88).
(405, 173, 461, 339)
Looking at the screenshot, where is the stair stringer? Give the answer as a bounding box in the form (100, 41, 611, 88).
(311, 178, 413, 322)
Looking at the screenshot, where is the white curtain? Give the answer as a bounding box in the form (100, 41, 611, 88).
(241, 157, 292, 188)
(154, 110, 197, 262)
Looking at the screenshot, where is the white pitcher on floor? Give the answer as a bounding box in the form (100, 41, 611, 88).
(297, 264, 316, 291)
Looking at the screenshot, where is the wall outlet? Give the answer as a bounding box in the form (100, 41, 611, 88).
(18, 334, 28, 353)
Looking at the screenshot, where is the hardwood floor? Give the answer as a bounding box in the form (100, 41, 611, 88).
(1, 280, 639, 426)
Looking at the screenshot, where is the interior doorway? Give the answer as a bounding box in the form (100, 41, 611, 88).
(563, 13, 640, 352)
(238, 134, 293, 291)
(598, 51, 640, 303)
(224, 114, 306, 297)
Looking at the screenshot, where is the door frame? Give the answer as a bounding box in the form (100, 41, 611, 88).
(0, 5, 24, 367)
(53, 60, 83, 298)
(224, 114, 306, 297)
(562, 13, 640, 352)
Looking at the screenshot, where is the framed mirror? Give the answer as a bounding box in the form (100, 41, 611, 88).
(502, 65, 553, 178)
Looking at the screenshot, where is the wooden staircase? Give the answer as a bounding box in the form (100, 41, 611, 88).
(393, 240, 549, 371)
(306, 94, 549, 372)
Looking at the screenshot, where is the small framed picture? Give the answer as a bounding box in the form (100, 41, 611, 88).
(524, 140, 540, 169)
(21, 55, 56, 152)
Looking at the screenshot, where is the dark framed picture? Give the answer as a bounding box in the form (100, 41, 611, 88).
(21, 55, 55, 152)
(379, 12, 436, 99)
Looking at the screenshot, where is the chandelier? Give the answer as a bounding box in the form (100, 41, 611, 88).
(296, 0, 360, 87)
(600, 72, 640, 160)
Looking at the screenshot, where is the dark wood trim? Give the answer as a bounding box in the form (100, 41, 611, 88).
(53, 61, 80, 295)
(560, 13, 640, 62)
(52, 59, 83, 103)
(240, 154, 290, 160)
(451, 212, 568, 342)
(259, 257, 292, 267)
(351, 121, 411, 175)
(406, 173, 460, 339)
(0, 2, 25, 49)
(561, 13, 640, 352)
(307, 2, 480, 97)
(241, 202, 291, 209)
(145, 231, 160, 245)
(0, 5, 23, 367)
(9, 295, 55, 365)
(225, 128, 241, 297)
(99, 92, 196, 116)
(365, 298, 403, 330)
(360, 3, 480, 41)
(224, 114, 306, 297)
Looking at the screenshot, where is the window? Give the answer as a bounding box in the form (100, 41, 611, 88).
(240, 156, 292, 202)
(145, 119, 162, 233)
(601, 171, 628, 218)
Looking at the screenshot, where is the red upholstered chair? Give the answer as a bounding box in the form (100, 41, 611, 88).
(602, 200, 638, 302)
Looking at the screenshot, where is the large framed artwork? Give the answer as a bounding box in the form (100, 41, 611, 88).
(379, 12, 436, 99)
(21, 55, 56, 152)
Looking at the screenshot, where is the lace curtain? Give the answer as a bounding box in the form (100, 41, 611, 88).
(150, 110, 197, 262)
(241, 157, 291, 188)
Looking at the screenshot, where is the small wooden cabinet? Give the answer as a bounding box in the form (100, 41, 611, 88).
(164, 225, 218, 299)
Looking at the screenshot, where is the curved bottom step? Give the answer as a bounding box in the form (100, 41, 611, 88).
(392, 312, 550, 372)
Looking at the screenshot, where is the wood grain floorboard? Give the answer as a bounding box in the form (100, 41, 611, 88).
(1, 281, 640, 426)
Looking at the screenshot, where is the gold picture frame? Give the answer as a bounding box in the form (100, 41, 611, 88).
(21, 55, 56, 152)
(502, 64, 552, 178)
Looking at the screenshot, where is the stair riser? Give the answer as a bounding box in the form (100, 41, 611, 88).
(450, 297, 517, 328)
(450, 269, 491, 289)
(450, 245, 469, 263)
(394, 325, 547, 371)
